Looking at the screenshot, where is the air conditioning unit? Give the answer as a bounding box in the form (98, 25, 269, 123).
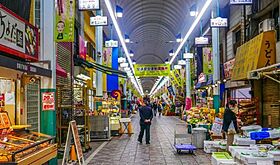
(259, 19, 275, 33)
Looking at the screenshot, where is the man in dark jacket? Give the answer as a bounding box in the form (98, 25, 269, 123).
(222, 100, 239, 133)
(138, 99, 153, 144)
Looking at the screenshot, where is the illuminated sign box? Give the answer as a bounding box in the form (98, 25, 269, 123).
(78, 0, 100, 10)
(90, 16, 108, 26)
(195, 37, 209, 45)
(210, 17, 228, 28)
(105, 40, 119, 48)
(230, 0, 252, 5)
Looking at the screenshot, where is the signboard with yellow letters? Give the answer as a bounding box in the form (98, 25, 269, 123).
(232, 31, 276, 80)
(134, 64, 170, 77)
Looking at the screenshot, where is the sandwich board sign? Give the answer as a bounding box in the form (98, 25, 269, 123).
(62, 121, 84, 165)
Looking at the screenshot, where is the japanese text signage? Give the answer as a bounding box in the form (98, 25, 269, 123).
(230, 0, 252, 5)
(195, 37, 209, 45)
(42, 91, 55, 111)
(90, 16, 108, 26)
(105, 40, 118, 48)
(232, 31, 276, 80)
(134, 64, 170, 77)
(55, 0, 75, 42)
(0, 5, 39, 61)
(78, 0, 100, 10)
(210, 17, 228, 28)
(223, 59, 235, 79)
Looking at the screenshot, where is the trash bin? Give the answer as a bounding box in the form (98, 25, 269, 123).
(192, 127, 207, 149)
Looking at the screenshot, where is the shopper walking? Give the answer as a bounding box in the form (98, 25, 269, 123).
(157, 102, 163, 116)
(152, 102, 157, 116)
(138, 98, 153, 144)
(222, 100, 239, 133)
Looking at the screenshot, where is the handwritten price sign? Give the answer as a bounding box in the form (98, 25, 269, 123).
(42, 92, 55, 111)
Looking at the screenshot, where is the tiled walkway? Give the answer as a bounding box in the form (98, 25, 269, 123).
(88, 114, 211, 165)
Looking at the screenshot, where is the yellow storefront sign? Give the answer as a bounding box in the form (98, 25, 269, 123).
(232, 31, 276, 80)
(134, 64, 170, 77)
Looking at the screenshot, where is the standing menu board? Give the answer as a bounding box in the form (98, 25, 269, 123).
(62, 121, 84, 165)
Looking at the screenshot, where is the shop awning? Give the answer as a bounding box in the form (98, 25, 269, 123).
(56, 62, 67, 78)
(0, 54, 52, 77)
(232, 31, 276, 81)
(75, 58, 127, 78)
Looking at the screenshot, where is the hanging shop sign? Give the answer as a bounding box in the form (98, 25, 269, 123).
(55, 0, 75, 42)
(134, 64, 170, 77)
(167, 86, 175, 96)
(210, 17, 228, 28)
(195, 37, 209, 45)
(79, 36, 87, 60)
(223, 59, 235, 79)
(202, 47, 213, 75)
(105, 40, 118, 48)
(0, 5, 39, 61)
(232, 31, 276, 80)
(90, 16, 108, 26)
(41, 90, 55, 111)
(184, 53, 194, 59)
(0, 55, 52, 77)
(111, 90, 121, 100)
(230, 0, 252, 5)
(78, 0, 100, 10)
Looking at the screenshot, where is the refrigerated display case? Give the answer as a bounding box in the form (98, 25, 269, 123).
(0, 112, 57, 164)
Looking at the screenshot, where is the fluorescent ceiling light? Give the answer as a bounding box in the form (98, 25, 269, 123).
(105, 0, 143, 95)
(170, 0, 212, 64)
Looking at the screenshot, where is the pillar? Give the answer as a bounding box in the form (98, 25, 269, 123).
(212, 0, 220, 111)
(185, 46, 191, 98)
(40, 0, 56, 164)
(95, 10, 103, 97)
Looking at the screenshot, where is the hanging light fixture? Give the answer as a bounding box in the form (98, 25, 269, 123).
(116, 5, 123, 18)
(165, 58, 169, 64)
(125, 34, 130, 43)
(169, 49, 174, 56)
(129, 50, 134, 57)
(190, 4, 198, 17)
(132, 59, 136, 65)
(176, 33, 182, 42)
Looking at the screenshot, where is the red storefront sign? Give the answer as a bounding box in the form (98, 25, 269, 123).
(79, 36, 87, 60)
(0, 5, 39, 61)
(224, 59, 235, 79)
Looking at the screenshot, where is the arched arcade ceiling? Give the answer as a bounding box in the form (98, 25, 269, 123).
(103, 0, 211, 92)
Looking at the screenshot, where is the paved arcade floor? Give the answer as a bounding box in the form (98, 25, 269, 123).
(87, 114, 211, 165)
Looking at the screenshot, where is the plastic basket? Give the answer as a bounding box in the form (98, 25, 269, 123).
(250, 131, 270, 140)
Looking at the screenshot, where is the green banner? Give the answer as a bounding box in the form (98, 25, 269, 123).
(134, 64, 170, 77)
(55, 0, 75, 42)
(203, 47, 213, 75)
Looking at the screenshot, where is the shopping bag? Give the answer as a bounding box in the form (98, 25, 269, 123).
(228, 121, 236, 134)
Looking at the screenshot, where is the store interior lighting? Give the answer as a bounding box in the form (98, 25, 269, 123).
(151, 0, 212, 95)
(116, 5, 123, 18)
(105, 0, 143, 95)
